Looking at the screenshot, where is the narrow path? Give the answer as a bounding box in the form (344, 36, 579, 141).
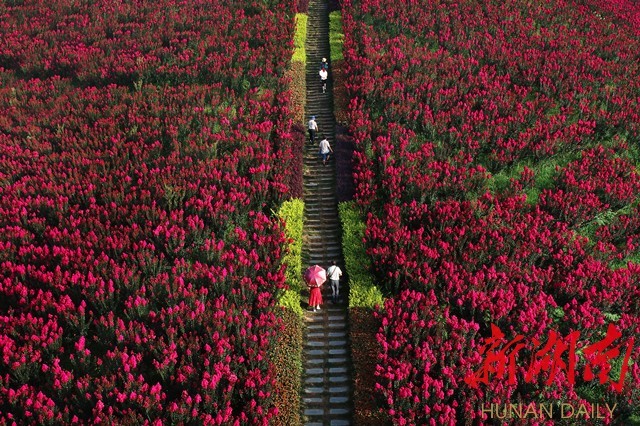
(301, 1, 353, 425)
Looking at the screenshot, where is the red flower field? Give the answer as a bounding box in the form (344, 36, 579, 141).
(341, 0, 640, 423)
(0, 0, 302, 423)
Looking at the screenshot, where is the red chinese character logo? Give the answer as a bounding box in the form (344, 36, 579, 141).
(524, 329, 580, 386)
(582, 323, 634, 392)
(465, 323, 635, 393)
(465, 323, 525, 388)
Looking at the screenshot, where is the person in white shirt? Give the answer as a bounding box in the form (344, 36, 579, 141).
(319, 67, 328, 93)
(327, 261, 343, 303)
(308, 116, 318, 143)
(318, 135, 333, 166)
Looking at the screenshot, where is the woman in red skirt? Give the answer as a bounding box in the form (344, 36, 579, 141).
(308, 282, 323, 312)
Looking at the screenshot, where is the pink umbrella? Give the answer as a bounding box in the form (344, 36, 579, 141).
(304, 265, 326, 287)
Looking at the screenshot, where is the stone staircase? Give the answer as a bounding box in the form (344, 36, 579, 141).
(301, 0, 353, 424)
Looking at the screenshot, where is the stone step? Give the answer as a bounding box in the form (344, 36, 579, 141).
(304, 217, 340, 223)
(303, 233, 341, 239)
(304, 220, 340, 226)
(305, 204, 339, 210)
(302, 180, 335, 185)
(303, 175, 335, 181)
(303, 173, 335, 178)
(303, 224, 341, 230)
(308, 95, 335, 100)
(303, 234, 341, 241)
(304, 160, 336, 165)
(305, 194, 338, 199)
(304, 215, 340, 221)
(304, 208, 339, 215)
(304, 211, 339, 216)
(304, 203, 339, 209)
(303, 236, 341, 243)
(304, 204, 339, 209)
(303, 222, 340, 229)
(303, 169, 336, 174)
(305, 257, 343, 263)
(305, 198, 338, 204)
(303, 225, 340, 233)
(304, 213, 340, 220)
(304, 202, 337, 208)
(303, 121, 333, 126)
(303, 179, 335, 184)
(304, 248, 342, 257)
(304, 242, 342, 249)
(304, 215, 340, 222)
(303, 185, 335, 190)
(303, 184, 335, 190)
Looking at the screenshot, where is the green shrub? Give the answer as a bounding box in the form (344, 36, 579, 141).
(338, 201, 384, 309)
(341, 201, 389, 424)
(329, 11, 344, 62)
(292, 13, 307, 64)
(276, 199, 305, 318)
(279, 289, 304, 317)
(278, 198, 304, 290)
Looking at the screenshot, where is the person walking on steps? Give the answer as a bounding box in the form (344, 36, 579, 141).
(308, 115, 318, 144)
(308, 279, 323, 312)
(327, 261, 343, 303)
(318, 134, 333, 166)
(319, 67, 328, 93)
(320, 57, 329, 71)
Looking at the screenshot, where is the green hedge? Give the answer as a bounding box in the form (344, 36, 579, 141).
(272, 199, 304, 424)
(292, 13, 308, 64)
(329, 11, 344, 62)
(291, 14, 307, 123)
(277, 198, 305, 316)
(271, 307, 303, 426)
(289, 58, 307, 125)
(338, 201, 384, 309)
(339, 202, 389, 424)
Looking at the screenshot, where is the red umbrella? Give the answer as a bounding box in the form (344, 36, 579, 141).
(304, 265, 326, 287)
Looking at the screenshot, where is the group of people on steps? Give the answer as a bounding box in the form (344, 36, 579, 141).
(306, 58, 341, 311)
(308, 261, 343, 312)
(308, 58, 333, 165)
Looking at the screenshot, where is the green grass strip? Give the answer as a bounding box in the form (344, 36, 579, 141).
(292, 13, 307, 64)
(338, 201, 385, 309)
(329, 11, 344, 62)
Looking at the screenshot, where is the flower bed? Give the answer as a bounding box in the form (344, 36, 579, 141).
(0, 0, 293, 89)
(340, 0, 640, 423)
(0, 0, 301, 423)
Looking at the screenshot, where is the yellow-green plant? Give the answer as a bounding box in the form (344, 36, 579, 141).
(292, 13, 307, 64)
(329, 11, 344, 62)
(277, 198, 305, 316)
(338, 201, 384, 309)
